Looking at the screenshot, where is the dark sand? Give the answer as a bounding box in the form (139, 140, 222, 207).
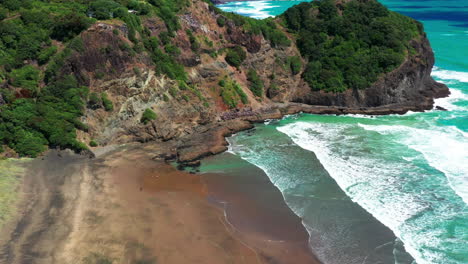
(0, 143, 320, 264)
(200, 153, 319, 263)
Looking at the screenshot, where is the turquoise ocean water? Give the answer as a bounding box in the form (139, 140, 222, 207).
(208, 1, 468, 264)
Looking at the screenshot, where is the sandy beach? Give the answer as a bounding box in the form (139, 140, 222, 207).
(0, 142, 319, 264)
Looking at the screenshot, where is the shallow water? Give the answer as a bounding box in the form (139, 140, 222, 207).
(214, 1, 468, 264)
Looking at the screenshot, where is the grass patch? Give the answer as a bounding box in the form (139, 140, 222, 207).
(83, 252, 113, 264)
(0, 159, 27, 228)
(219, 77, 248, 108)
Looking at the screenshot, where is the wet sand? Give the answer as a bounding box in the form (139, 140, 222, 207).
(0, 143, 319, 264)
(200, 153, 319, 263)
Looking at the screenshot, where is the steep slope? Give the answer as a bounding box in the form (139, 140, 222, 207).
(0, 0, 448, 158)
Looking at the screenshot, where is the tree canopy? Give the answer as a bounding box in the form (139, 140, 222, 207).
(283, 0, 421, 92)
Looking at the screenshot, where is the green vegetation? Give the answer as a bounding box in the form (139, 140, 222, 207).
(141, 108, 157, 124)
(88, 92, 101, 109)
(288, 56, 302, 75)
(88, 0, 125, 20)
(0, 73, 89, 157)
(246, 69, 264, 97)
(219, 77, 248, 108)
(214, 10, 290, 48)
(225, 46, 246, 68)
(8, 65, 40, 95)
(283, 0, 420, 92)
(89, 140, 98, 147)
(0, 159, 26, 229)
(216, 16, 225, 27)
(186, 29, 200, 52)
(101, 93, 113, 112)
(0, 0, 420, 157)
(38, 46, 58, 65)
(83, 252, 113, 264)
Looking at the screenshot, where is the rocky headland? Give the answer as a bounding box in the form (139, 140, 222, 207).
(62, 0, 448, 164)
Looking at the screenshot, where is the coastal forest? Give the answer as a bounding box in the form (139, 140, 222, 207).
(0, 0, 424, 157)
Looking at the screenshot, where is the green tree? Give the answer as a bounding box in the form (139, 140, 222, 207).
(51, 13, 93, 41)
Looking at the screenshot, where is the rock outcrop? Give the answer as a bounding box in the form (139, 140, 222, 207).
(56, 0, 447, 162)
(292, 35, 449, 110)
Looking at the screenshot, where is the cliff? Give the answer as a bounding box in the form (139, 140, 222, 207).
(292, 35, 449, 109)
(0, 0, 449, 159)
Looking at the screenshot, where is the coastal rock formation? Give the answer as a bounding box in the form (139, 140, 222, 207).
(0, 0, 448, 160)
(64, 0, 447, 151)
(292, 36, 449, 109)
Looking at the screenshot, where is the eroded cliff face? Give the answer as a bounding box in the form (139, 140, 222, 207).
(292, 35, 449, 109)
(59, 0, 447, 147)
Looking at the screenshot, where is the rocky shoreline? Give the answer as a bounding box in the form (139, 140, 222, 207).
(158, 93, 449, 165)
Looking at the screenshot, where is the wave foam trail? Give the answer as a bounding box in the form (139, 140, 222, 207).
(219, 1, 277, 19)
(432, 67, 468, 83)
(277, 123, 428, 260)
(434, 88, 468, 111)
(277, 121, 467, 264)
(359, 124, 468, 205)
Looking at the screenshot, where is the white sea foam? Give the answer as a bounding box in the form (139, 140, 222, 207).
(276, 121, 468, 264)
(277, 122, 429, 227)
(219, 1, 278, 19)
(359, 124, 468, 206)
(434, 88, 468, 111)
(432, 67, 468, 83)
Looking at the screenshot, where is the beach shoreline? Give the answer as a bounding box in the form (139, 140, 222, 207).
(0, 142, 321, 264)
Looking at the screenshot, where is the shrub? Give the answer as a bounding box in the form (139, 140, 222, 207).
(164, 44, 181, 56)
(9, 65, 40, 95)
(68, 37, 85, 52)
(159, 31, 171, 45)
(101, 93, 113, 111)
(2, 0, 22, 11)
(88, 92, 101, 109)
(169, 86, 178, 97)
(38, 46, 58, 65)
(88, 0, 123, 20)
(12, 130, 47, 158)
(144, 36, 160, 52)
(95, 71, 105, 80)
(185, 30, 200, 52)
(151, 49, 186, 81)
(217, 16, 226, 27)
(133, 67, 141, 76)
(141, 108, 157, 124)
(178, 80, 189, 90)
(246, 69, 263, 97)
(225, 46, 246, 68)
(288, 56, 302, 75)
(89, 140, 98, 147)
(0, 8, 8, 21)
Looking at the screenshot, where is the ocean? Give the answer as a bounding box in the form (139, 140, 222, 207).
(205, 1, 468, 264)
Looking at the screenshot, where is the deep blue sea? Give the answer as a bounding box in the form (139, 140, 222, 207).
(208, 1, 468, 264)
